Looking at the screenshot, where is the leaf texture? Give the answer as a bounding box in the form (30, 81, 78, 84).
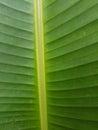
(0, 0, 40, 130)
(44, 0, 98, 130)
(0, 0, 98, 130)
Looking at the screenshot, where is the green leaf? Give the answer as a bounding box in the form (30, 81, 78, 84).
(0, 0, 98, 130)
(44, 0, 98, 130)
(0, 0, 40, 130)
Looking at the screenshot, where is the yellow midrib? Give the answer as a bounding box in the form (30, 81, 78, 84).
(34, 0, 48, 130)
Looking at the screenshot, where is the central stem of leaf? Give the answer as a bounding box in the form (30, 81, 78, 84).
(34, 0, 48, 130)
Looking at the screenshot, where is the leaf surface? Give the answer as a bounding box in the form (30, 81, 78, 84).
(0, 0, 98, 130)
(44, 0, 98, 130)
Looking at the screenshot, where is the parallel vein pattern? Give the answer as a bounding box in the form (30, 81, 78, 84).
(0, 0, 40, 130)
(44, 0, 98, 130)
